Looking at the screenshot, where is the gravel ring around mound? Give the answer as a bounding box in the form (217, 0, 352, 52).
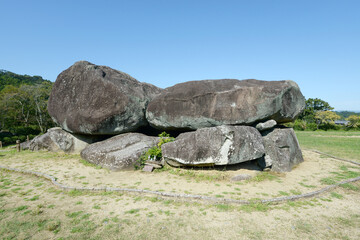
(0, 150, 359, 205)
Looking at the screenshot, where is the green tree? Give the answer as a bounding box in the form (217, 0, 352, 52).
(31, 82, 54, 132)
(315, 111, 341, 129)
(0, 70, 54, 134)
(0, 85, 21, 129)
(0, 83, 54, 133)
(299, 98, 334, 123)
(346, 115, 360, 128)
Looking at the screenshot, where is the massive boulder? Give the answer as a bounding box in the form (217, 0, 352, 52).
(162, 125, 265, 166)
(146, 79, 305, 130)
(29, 127, 99, 153)
(80, 133, 159, 171)
(260, 127, 304, 172)
(48, 61, 162, 135)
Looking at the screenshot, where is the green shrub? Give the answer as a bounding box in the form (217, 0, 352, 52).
(12, 126, 40, 136)
(2, 137, 12, 144)
(284, 122, 294, 128)
(318, 123, 340, 131)
(135, 132, 175, 169)
(307, 123, 317, 131)
(18, 135, 27, 142)
(11, 136, 19, 142)
(293, 119, 307, 131)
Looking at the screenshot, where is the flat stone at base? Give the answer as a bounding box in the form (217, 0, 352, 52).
(143, 165, 154, 172)
(230, 174, 252, 182)
(145, 161, 163, 169)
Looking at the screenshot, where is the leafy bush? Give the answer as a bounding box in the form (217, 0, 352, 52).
(12, 126, 40, 136)
(293, 119, 307, 131)
(11, 136, 19, 142)
(2, 137, 12, 144)
(318, 123, 340, 131)
(135, 132, 175, 169)
(19, 135, 27, 142)
(307, 123, 317, 131)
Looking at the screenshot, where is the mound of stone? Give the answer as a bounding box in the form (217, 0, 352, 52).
(146, 79, 305, 130)
(259, 127, 304, 172)
(29, 127, 99, 153)
(48, 61, 162, 135)
(162, 125, 265, 166)
(80, 133, 159, 171)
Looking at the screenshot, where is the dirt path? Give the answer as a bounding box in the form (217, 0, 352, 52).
(0, 149, 360, 239)
(1, 150, 358, 201)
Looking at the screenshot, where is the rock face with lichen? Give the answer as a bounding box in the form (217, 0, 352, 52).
(48, 61, 162, 135)
(80, 133, 159, 171)
(259, 127, 304, 172)
(29, 127, 100, 153)
(146, 79, 305, 131)
(162, 125, 265, 167)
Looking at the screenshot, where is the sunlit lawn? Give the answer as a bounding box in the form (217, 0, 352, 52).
(295, 131, 360, 162)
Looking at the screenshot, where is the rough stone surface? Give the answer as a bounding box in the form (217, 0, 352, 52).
(257, 154, 273, 169)
(256, 120, 277, 131)
(80, 133, 159, 171)
(48, 61, 162, 135)
(146, 79, 305, 130)
(29, 127, 99, 153)
(162, 125, 265, 166)
(262, 127, 304, 172)
(142, 165, 154, 172)
(230, 174, 252, 182)
(20, 141, 30, 150)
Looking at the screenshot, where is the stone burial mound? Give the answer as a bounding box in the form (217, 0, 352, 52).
(30, 60, 306, 173)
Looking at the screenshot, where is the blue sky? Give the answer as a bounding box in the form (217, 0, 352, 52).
(1, 0, 359, 111)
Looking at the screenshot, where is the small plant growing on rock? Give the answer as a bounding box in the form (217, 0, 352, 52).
(135, 132, 174, 169)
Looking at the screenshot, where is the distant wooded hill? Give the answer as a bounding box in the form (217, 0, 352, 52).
(0, 69, 55, 144)
(335, 111, 360, 120)
(0, 69, 52, 91)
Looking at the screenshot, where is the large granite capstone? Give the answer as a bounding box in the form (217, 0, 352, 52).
(162, 125, 265, 166)
(146, 79, 305, 130)
(48, 61, 162, 135)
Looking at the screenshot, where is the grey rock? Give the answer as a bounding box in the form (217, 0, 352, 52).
(20, 141, 30, 150)
(230, 174, 252, 182)
(48, 61, 162, 135)
(29, 127, 99, 153)
(256, 120, 277, 131)
(146, 79, 305, 130)
(262, 127, 304, 172)
(142, 165, 154, 172)
(162, 125, 265, 166)
(80, 133, 159, 171)
(257, 154, 273, 169)
(145, 161, 163, 168)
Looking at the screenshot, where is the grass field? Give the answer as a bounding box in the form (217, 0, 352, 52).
(0, 131, 359, 240)
(295, 131, 360, 161)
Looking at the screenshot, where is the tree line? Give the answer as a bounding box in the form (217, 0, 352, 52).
(1, 69, 359, 145)
(286, 98, 360, 131)
(0, 70, 55, 144)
